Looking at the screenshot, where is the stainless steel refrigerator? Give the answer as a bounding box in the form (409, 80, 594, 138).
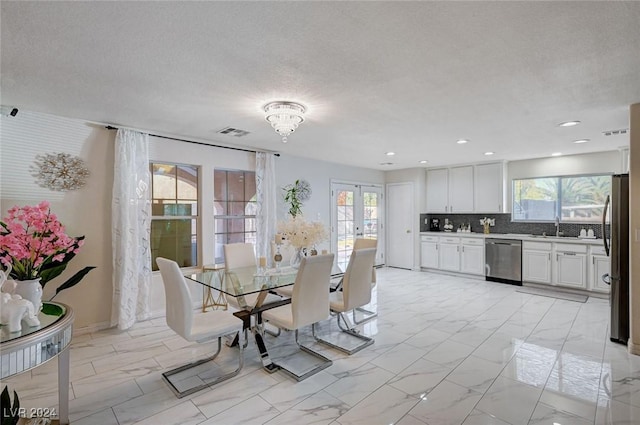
(602, 174, 629, 345)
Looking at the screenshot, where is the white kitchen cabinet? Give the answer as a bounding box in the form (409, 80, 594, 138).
(461, 238, 484, 275)
(590, 255, 610, 293)
(448, 166, 474, 213)
(523, 250, 552, 284)
(523, 241, 552, 284)
(421, 236, 439, 269)
(589, 245, 610, 293)
(554, 243, 587, 289)
(555, 252, 587, 289)
(474, 162, 505, 213)
(439, 237, 460, 271)
(426, 168, 449, 213)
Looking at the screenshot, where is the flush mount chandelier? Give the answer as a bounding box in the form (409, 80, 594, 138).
(263, 101, 306, 143)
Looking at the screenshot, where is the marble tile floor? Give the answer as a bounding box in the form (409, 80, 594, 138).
(5, 268, 640, 425)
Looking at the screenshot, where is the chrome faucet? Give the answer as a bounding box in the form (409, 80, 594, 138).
(555, 216, 560, 237)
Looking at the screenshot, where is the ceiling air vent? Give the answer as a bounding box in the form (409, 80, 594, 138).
(602, 128, 629, 136)
(216, 127, 251, 137)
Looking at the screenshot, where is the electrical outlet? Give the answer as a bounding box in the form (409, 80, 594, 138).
(424, 218, 428, 224)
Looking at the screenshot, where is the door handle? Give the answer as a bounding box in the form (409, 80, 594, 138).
(602, 274, 611, 285)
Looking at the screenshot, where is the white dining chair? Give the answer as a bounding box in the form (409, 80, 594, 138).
(156, 257, 246, 398)
(351, 238, 378, 324)
(314, 247, 376, 354)
(262, 254, 335, 381)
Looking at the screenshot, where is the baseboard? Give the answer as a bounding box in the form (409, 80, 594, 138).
(73, 320, 111, 336)
(522, 282, 608, 299)
(419, 268, 485, 281)
(629, 339, 640, 356)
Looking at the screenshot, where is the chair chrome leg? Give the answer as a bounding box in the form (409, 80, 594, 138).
(353, 307, 377, 325)
(270, 329, 333, 381)
(162, 330, 246, 398)
(313, 316, 374, 355)
(264, 322, 282, 337)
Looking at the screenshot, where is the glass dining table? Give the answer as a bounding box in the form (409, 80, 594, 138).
(186, 266, 299, 373)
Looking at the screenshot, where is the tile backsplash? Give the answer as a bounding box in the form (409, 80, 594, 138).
(419, 213, 607, 239)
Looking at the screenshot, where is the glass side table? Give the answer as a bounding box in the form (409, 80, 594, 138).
(1, 302, 74, 425)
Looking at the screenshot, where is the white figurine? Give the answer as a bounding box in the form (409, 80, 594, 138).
(0, 292, 41, 333)
(0, 263, 15, 294)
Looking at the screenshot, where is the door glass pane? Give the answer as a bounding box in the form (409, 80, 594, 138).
(363, 191, 379, 240)
(336, 189, 355, 271)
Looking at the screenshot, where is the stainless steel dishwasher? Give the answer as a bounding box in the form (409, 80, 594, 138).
(485, 238, 522, 285)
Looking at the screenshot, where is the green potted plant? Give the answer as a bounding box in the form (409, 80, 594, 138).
(283, 179, 311, 218)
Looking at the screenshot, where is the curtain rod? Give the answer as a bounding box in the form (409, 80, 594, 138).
(105, 125, 279, 156)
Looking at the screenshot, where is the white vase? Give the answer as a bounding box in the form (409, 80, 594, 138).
(13, 278, 43, 312)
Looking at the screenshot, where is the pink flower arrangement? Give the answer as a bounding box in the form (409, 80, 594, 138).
(0, 201, 90, 288)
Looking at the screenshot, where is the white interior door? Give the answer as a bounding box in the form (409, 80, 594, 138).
(386, 182, 414, 269)
(331, 183, 384, 271)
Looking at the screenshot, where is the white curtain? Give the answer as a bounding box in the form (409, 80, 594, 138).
(111, 129, 152, 330)
(256, 152, 277, 263)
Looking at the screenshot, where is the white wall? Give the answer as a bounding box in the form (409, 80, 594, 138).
(385, 167, 426, 269)
(1, 111, 114, 331)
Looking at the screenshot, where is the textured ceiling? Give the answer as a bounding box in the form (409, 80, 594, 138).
(2, 1, 639, 169)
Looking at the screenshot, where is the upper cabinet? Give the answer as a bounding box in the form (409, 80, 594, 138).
(474, 162, 506, 213)
(426, 162, 506, 213)
(426, 168, 449, 213)
(449, 166, 474, 213)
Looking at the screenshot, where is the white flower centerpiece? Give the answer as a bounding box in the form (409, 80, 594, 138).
(277, 216, 327, 268)
(479, 217, 495, 234)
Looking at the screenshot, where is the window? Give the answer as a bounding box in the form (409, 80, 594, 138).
(150, 163, 199, 271)
(214, 170, 256, 263)
(512, 174, 611, 222)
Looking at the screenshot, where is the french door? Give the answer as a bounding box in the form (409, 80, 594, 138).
(331, 182, 384, 271)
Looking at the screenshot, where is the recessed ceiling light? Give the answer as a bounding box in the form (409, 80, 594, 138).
(551, 152, 562, 156)
(559, 121, 581, 127)
(386, 152, 395, 156)
(456, 139, 469, 144)
(484, 152, 495, 156)
(573, 139, 590, 144)
(419, 160, 428, 164)
(379, 162, 394, 166)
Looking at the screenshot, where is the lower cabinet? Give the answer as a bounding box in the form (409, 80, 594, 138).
(523, 250, 552, 284)
(420, 240, 439, 269)
(421, 235, 484, 276)
(590, 254, 611, 293)
(439, 242, 460, 271)
(555, 252, 587, 289)
(461, 239, 485, 275)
